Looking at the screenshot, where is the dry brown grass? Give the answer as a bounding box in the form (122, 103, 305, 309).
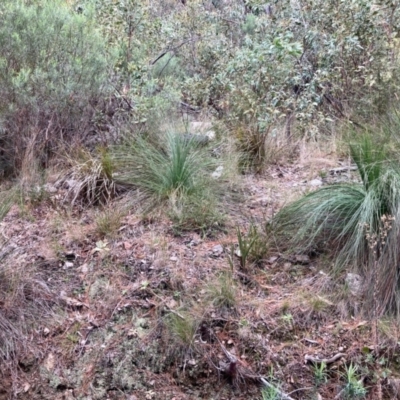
(0, 245, 58, 389)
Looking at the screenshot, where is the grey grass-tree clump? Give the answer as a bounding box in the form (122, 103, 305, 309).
(274, 134, 400, 316)
(111, 132, 226, 231)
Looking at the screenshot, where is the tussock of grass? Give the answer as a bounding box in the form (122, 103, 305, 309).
(0, 187, 17, 221)
(0, 252, 56, 363)
(274, 134, 400, 316)
(165, 310, 199, 352)
(111, 132, 227, 231)
(206, 271, 237, 309)
(95, 206, 124, 238)
(61, 147, 117, 206)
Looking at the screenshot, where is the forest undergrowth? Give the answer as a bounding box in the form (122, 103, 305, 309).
(1, 0, 400, 399)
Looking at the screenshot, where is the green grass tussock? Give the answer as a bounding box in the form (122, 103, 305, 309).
(274, 134, 400, 316)
(111, 132, 226, 231)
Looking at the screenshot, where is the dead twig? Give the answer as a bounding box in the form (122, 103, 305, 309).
(304, 352, 346, 365)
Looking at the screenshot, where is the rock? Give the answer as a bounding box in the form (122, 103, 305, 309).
(345, 273, 363, 296)
(258, 196, 270, 206)
(78, 263, 88, 274)
(43, 353, 55, 372)
(64, 261, 74, 269)
(205, 130, 216, 140)
(43, 183, 57, 194)
(283, 262, 292, 269)
(211, 165, 223, 179)
(309, 179, 323, 187)
(211, 244, 224, 257)
(295, 254, 311, 264)
(251, 195, 271, 206)
(64, 390, 75, 400)
(190, 121, 213, 133)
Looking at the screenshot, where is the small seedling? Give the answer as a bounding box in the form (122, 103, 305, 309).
(312, 361, 328, 386)
(341, 363, 367, 399)
(280, 313, 294, 328)
(236, 226, 257, 269)
(319, 170, 327, 179)
(166, 311, 197, 348)
(261, 385, 280, 400)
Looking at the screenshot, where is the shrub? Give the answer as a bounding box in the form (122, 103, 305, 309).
(111, 131, 226, 231)
(0, 0, 110, 176)
(273, 134, 400, 316)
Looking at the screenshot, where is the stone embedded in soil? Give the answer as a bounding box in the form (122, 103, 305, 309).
(64, 261, 74, 268)
(309, 179, 323, 186)
(78, 263, 88, 274)
(283, 262, 292, 269)
(211, 244, 224, 257)
(295, 254, 311, 264)
(345, 273, 363, 296)
(211, 165, 224, 179)
(43, 353, 55, 372)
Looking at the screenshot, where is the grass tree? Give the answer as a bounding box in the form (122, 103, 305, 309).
(111, 131, 226, 231)
(274, 134, 400, 316)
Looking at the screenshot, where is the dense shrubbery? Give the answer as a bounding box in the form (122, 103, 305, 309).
(0, 0, 398, 176)
(0, 0, 111, 175)
(75, 0, 400, 171)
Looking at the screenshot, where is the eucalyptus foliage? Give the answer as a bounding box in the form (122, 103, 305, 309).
(74, 0, 400, 175)
(76, 0, 399, 134)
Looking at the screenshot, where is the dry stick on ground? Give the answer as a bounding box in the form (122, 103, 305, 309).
(304, 353, 346, 365)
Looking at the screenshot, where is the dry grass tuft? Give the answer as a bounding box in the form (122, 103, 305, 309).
(61, 147, 118, 206)
(0, 246, 58, 374)
(94, 206, 125, 238)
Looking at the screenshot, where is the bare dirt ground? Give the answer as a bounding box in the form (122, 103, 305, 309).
(2, 152, 400, 400)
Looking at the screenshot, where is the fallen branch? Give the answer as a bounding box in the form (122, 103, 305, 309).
(304, 352, 346, 365)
